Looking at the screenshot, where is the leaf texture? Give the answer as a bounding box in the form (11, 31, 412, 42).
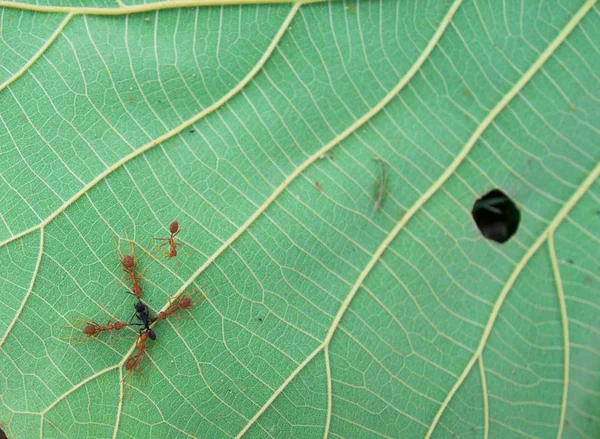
(0, 1, 598, 438)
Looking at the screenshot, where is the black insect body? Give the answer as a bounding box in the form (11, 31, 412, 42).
(131, 298, 156, 341)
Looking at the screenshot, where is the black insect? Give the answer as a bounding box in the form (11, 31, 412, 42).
(130, 297, 156, 341)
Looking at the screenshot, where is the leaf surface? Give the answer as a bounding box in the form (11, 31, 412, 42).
(0, 1, 599, 438)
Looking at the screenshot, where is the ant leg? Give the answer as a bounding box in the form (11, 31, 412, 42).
(149, 239, 169, 258)
(176, 240, 194, 258)
(128, 309, 140, 326)
(125, 289, 137, 297)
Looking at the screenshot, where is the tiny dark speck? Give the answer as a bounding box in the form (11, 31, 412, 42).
(567, 258, 574, 264)
(189, 129, 195, 133)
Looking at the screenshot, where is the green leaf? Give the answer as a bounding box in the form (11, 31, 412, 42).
(0, 0, 598, 438)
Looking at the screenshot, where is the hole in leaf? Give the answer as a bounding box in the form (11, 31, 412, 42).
(0, 426, 7, 439)
(472, 189, 520, 243)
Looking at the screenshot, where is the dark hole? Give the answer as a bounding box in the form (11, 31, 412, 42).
(0, 426, 7, 439)
(472, 189, 520, 243)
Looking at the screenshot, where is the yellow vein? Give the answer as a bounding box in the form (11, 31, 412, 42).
(478, 355, 489, 439)
(427, 172, 600, 436)
(0, 2, 300, 250)
(41, 362, 120, 415)
(426, 1, 597, 435)
(141, 355, 231, 436)
(233, 0, 464, 435)
(235, 345, 323, 438)
(0, 13, 72, 93)
(113, 368, 125, 439)
(3, 3, 302, 424)
(178, 0, 465, 305)
(323, 346, 332, 439)
(170, 317, 252, 420)
(321, 0, 463, 346)
(549, 234, 569, 439)
(0, 0, 325, 15)
(331, 413, 393, 439)
(0, 227, 44, 348)
(113, 4, 307, 418)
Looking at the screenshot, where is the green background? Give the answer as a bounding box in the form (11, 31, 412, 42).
(0, 0, 598, 437)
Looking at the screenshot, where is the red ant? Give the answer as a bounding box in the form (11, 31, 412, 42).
(82, 320, 127, 337)
(152, 220, 181, 260)
(121, 254, 143, 298)
(154, 296, 192, 321)
(154, 287, 207, 323)
(125, 329, 152, 372)
(63, 318, 125, 345)
(115, 236, 144, 298)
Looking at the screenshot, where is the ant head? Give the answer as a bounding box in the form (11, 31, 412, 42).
(122, 254, 134, 268)
(179, 297, 191, 309)
(82, 324, 97, 336)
